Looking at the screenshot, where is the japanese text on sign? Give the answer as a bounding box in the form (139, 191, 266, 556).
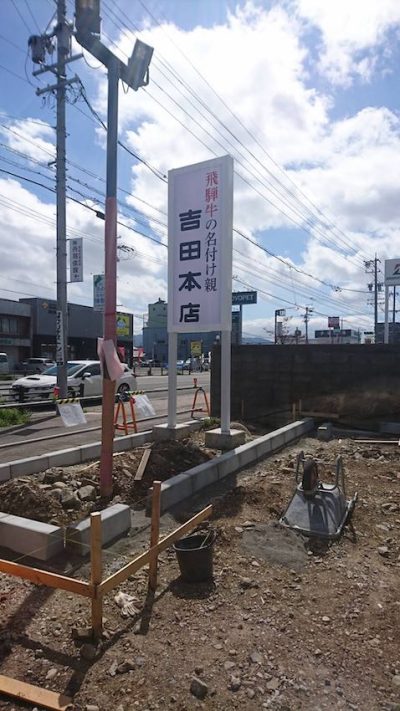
(93, 274, 105, 312)
(168, 155, 233, 333)
(69, 238, 83, 283)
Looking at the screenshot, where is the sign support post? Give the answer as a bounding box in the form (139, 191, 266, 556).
(167, 332, 178, 428)
(384, 286, 389, 344)
(221, 330, 231, 434)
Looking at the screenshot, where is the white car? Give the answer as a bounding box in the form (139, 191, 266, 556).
(10, 360, 137, 402)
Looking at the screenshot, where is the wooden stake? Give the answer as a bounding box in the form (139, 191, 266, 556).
(90, 512, 103, 638)
(149, 481, 161, 591)
(0, 674, 72, 711)
(292, 402, 296, 422)
(100, 504, 212, 595)
(134, 446, 152, 482)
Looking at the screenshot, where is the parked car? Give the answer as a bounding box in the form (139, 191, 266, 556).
(18, 357, 55, 374)
(10, 360, 137, 402)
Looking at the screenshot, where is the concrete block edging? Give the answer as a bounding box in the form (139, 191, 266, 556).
(158, 418, 314, 512)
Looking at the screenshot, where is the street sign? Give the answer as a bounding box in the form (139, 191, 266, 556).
(232, 291, 257, 305)
(93, 274, 105, 311)
(69, 238, 83, 283)
(275, 308, 286, 317)
(328, 316, 340, 329)
(385, 258, 400, 286)
(116, 313, 130, 336)
(168, 155, 233, 333)
(190, 340, 202, 357)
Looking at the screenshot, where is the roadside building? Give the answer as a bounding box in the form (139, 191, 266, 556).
(0, 299, 31, 368)
(311, 329, 360, 344)
(142, 298, 221, 364)
(0, 297, 135, 366)
(19, 298, 133, 364)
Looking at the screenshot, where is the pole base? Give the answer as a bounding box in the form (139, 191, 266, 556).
(204, 427, 245, 450)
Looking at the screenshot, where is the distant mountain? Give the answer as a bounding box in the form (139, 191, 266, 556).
(241, 336, 272, 345)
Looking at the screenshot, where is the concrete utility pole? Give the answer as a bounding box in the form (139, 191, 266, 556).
(304, 306, 313, 344)
(75, 0, 153, 497)
(365, 256, 381, 342)
(29, 2, 81, 397)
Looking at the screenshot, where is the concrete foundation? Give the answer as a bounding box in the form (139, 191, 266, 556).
(66, 503, 131, 556)
(0, 513, 64, 561)
(204, 427, 246, 450)
(153, 422, 198, 441)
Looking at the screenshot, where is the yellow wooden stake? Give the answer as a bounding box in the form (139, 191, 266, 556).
(149, 481, 161, 591)
(90, 512, 103, 638)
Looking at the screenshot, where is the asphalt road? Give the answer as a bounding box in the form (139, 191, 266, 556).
(0, 372, 210, 465)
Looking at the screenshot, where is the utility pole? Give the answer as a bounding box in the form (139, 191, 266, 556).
(304, 306, 313, 344)
(365, 256, 382, 343)
(29, 2, 81, 397)
(75, 0, 153, 497)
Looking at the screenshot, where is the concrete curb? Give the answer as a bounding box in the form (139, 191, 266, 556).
(0, 503, 132, 561)
(158, 419, 314, 512)
(0, 420, 203, 481)
(0, 513, 64, 561)
(66, 503, 131, 556)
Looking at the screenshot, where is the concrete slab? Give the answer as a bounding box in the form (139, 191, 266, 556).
(204, 428, 246, 450)
(0, 513, 64, 561)
(66, 503, 131, 556)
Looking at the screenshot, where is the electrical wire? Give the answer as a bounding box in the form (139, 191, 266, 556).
(103, 0, 368, 267)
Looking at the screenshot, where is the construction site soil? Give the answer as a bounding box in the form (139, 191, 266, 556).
(0, 433, 399, 711)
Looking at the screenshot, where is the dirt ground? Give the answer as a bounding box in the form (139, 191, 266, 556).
(0, 432, 399, 711)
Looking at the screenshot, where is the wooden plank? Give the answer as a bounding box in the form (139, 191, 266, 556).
(0, 559, 93, 598)
(149, 481, 161, 591)
(0, 674, 73, 711)
(134, 446, 152, 482)
(100, 505, 212, 595)
(90, 513, 103, 638)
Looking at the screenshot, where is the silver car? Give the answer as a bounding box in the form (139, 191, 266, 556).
(10, 360, 137, 402)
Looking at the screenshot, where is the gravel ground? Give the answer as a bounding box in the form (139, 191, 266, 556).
(0, 434, 399, 710)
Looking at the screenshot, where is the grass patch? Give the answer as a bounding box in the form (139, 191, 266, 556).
(0, 374, 13, 381)
(0, 408, 30, 428)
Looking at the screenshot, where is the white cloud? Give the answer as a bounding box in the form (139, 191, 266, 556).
(293, 0, 400, 84)
(0, 117, 55, 163)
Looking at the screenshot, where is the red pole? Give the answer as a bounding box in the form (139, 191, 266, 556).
(99, 58, 119, 497)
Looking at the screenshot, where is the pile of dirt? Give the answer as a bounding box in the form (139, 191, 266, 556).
(0, 436, 399, 710)
(0, 434, 217, 525)
(0, 480, 63, 523)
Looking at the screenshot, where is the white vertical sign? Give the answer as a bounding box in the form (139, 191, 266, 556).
(69, 238, 83, 283)
(56, 310, 64, 364)
(93, 274, 105, 311)
(385, 258, 400, 286)
(168, 155, 233, 333)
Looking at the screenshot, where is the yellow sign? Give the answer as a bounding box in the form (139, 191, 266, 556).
(116, 313, 130, 336)
(190, 340, 202, 357)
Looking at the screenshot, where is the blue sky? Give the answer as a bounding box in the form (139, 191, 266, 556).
(0, 0, 400, 342)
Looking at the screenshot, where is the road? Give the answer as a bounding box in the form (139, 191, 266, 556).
(0, 372, 210, 464)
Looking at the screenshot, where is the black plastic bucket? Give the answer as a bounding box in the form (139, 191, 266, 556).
(173, 530, 216, 582)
